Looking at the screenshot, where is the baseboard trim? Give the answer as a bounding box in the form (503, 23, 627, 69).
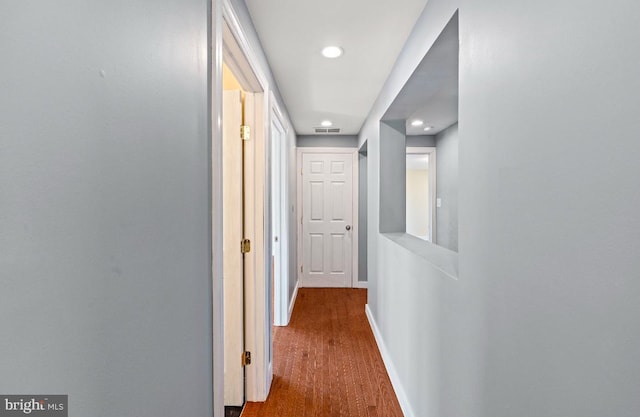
(365, 304, 415, 417)
(266, 361, 273, 399)
(287, 280, 299, 324)
(353, 280, 368, 289)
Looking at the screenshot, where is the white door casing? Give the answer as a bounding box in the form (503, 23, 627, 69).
(270, 102, 291, 326)
(222, 89, 244, 407)
(298, 149, 358, 288)
(223, 5, 272, 400)
(241, 90, 271, 402)
(271, 121, 281, 322)
(218, 1, 274, 412)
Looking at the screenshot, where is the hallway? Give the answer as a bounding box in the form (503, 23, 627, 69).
(242, 289, 403, 417)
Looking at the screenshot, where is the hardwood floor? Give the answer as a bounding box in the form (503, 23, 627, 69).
(241, 288, 403, 417)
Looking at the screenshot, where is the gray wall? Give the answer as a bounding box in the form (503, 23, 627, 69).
(360, 1, 640, 417)
(379, 121, 407, 233)
(0, 1, 212, 416)
(406, 134, 436, 147)
(435, 123, 458, 251)
(297, 134, 358, 148)
(358, 150, 368, 282)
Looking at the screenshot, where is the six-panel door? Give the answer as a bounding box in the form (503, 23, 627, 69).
(301, 153, 353, 287)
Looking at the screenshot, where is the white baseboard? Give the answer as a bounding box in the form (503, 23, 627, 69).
(353, 280, 368, 289)
(365, 304, 415, 417)
(287, 280, 299, 324)
(266, 361, 273, 400)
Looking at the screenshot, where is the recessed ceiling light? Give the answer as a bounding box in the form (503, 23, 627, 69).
(411, 120, 424, 126)
(320, 120, 333, 127)
(321, 46, 343, 58)
(423, 126, 433, 131)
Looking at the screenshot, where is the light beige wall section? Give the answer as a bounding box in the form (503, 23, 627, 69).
(222, 89, 244, 406)
(406, 169, 429, 238)
(223, 63, 244, 91)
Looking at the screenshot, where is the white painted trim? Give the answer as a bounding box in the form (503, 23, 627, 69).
(365, 305, 415, 417)
(210, 1, 224, 416)
(252, 90, 270, 402)
(406, 146, 437, 242)
(352, 280, 368, 289)
(220, 0, 272, 405)
(295, 152, 302, 290)
(270, 91, 286, 131)
(242, 92, 266, 403)
(296, 147, 359, 154)
(270, 93, 290, 328)
(267, 361, 273, 396)
(222, 89, 245, 406)
(257, 94, 273, 400)
(296, 147, 359, 288)
(222, 23, 261, 92)
(250, 93, 271, 401)
(287, 280, 299, 324)
(406, 146, 436, 154)
(221, 0, 268, 91)
(351, 150, 359, 289)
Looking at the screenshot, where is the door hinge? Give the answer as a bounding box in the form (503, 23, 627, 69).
(242, 351, 252, 366)
(240, 125, 251, 141)
(241, 239, 251, 254)
(300, 265, 303, 273)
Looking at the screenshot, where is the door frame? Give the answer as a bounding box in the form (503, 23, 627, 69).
(221, 89, 245, 407)
(270, 96, 292, 327)
(296, 148, 361, 289)
(212, 0, 274, 413)
(222, 0, 271, 403)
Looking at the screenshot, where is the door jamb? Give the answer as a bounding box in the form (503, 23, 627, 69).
(214, 0, 273, 411)
(296, 147, 360, 289)
(211, 1, 224, 416)
(270, 96, 291, 327)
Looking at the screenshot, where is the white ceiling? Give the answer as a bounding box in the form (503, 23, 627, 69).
(244, 0, 429, 135)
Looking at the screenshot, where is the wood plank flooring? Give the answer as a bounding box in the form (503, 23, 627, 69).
(241, 288, 403, 417)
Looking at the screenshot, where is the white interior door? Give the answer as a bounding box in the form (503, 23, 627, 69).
(271, 115, 289, 326)
(301, 152, 354, 287)
(223, 89, 244, 407)
(271, 122, 281, 317)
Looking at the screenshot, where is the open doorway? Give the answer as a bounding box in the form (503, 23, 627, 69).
(406, 147, 436, 242)
(216, 7, 296, 415)
(270, 106, 290, 327)
(214, 4, 297, 415)
(220, 15, 269, 415)
(221, 62, 250, 415)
